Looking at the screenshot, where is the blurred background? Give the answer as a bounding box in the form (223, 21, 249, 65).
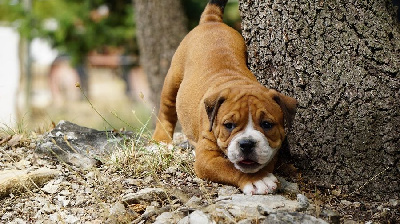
(0, 0, 240, 133)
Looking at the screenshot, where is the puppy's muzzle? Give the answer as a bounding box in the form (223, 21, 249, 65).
(239, 139, 256, 155)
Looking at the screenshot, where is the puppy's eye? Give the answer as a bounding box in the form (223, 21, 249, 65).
(260, 121, 274, 130)
(223, 122, 236, 131)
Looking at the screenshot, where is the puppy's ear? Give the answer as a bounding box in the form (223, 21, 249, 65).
(204, 89, 230, 132)
(271, 90, 298, 131)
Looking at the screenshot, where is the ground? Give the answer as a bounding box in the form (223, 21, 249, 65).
(0, 131, 398, 223)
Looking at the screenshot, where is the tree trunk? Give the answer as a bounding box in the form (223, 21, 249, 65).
(133, 0, 188, 112)
(239, 0, 400, 201)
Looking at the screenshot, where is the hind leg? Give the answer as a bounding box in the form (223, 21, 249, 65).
(152, 64, 183, 143)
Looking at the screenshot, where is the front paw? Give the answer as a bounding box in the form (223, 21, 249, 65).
(242, 173, 279, 195)
(152, 129, 173, 144)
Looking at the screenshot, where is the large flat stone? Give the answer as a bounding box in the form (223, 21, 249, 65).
(0, 168, 60, 198)
(36, 120, 134, 169)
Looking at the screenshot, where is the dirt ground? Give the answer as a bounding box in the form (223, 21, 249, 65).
(0, 131, 399, 223)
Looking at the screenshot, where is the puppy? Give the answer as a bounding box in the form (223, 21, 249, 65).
(152, 0, 297, 195)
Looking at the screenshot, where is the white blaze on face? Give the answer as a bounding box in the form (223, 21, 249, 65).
(227, 111, 278, 173)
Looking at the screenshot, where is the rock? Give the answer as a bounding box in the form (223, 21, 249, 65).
(84, 219, 103, 224)
(122, 188, 167, 205)
(165, 166, 178, 174)
(65, 214, 79, 224)
(216, 194, 299, 219)
(42, 180, 59, 194)
(237, 219, 254, 224)
(218, 185, 240, 197)
(1, 212, 13, 221)
(353, 202, 361, 208)
(143, 176, 154, 184)
(49, 212, 63, 222)
(9, 218, 27, 224)
(321, 209, 341, 224)
(263, 211, 328, 224)
(177, 141, 194, 150)
(278, 176, 300, 194)
(343, 221, 359, 224)
(36, 120, 134, 169)
(59, 189, 71, 196)
(122, 178, 142, 186)
(56, 195, 70, 207)
(388, 199, 399, 207)
(42, 202, 57, 214)
(178, 210, 212, 224)
(340, 200, 352, 207)
(0, 168, 59, 198)
(110, 202, 126, 216)
(205, 194, 328, 223)
(185, 196, 202, 208)
(296, 194, 310, 211)
(154, 212, 183, 224)
(132, 205, 174, 224)
(172, 132, 188, 145)
(14, 159, 31, 169)
(156, 194, 327, 224)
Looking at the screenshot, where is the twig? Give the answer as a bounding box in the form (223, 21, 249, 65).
(76, 82, 116, 130)
(349, 166, 391, 196)
(0, 135, 12, 145)
(131, 205, 172, 224)
(111, 110, 136, 131)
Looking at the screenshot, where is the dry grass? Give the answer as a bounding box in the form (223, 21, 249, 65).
(107, 139, 196, 179)
(0, 115, 200, 223)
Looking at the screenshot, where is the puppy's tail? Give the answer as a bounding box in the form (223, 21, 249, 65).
(199, 0, 228, 24)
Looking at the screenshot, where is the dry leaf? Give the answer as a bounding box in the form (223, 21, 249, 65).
(8, 134, 23, 147)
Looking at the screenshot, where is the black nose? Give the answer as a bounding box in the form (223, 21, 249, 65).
(239, 139, 256, 154)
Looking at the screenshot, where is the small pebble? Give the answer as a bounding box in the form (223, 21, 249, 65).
(296, 194, 309, 211)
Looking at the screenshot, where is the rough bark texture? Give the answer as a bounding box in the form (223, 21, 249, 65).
(133, 0, 187, 111)
(239, 0, 400, 200)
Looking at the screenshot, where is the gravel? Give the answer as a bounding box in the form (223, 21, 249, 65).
(0, 129, 399, 223)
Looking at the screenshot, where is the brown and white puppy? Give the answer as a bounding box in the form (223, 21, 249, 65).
(152, 0, 297, 195)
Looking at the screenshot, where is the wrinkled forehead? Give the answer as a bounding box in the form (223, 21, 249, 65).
(222, 94, 283, 122)
(218, 97, 249, 120)
(249, 95, 282, 118)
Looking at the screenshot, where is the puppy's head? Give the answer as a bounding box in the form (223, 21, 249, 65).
(204, 87, 297, 173)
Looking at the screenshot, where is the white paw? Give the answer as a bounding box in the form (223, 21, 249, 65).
(242, 173, 279, 195)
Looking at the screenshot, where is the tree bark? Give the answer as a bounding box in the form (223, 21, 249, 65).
(239, 0, 400, 200)
(133, 0, 188, 112)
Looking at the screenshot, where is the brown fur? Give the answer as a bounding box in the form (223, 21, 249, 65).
(153, 2, 297, 191)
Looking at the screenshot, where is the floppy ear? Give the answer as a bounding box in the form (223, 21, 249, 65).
(204, 89, 230, 132)
(271, 90, 298, 131)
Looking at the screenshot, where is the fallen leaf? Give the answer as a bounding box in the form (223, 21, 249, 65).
(8, 134, 23, 147)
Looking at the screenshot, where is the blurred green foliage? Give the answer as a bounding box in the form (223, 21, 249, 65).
(0, 0, 239, 64)
(183, 0, 240, 30)
(0, 0, 136, 64)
